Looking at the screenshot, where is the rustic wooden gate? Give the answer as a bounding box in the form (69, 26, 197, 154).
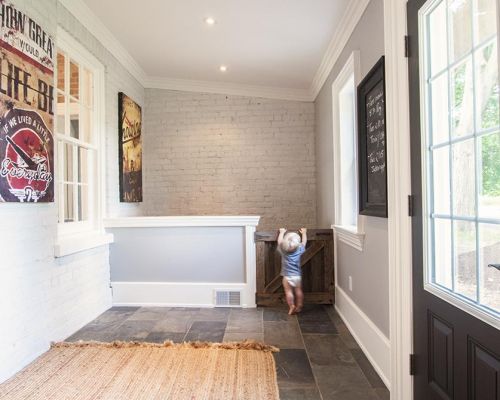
(255, 229, 334, 306)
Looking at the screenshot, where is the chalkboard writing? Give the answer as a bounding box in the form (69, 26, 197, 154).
(365, 81, 386, 204)
(357, 56, 387, 218)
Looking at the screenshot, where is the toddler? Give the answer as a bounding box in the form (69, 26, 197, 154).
(277, 227, 307, 315)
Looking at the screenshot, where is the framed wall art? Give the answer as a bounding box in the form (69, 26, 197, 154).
(0, 1, 55, 203)
(118, 92, 142, 202)
(357, 56, 388, 218)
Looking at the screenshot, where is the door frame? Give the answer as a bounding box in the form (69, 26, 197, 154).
(384, 0, 414, 399)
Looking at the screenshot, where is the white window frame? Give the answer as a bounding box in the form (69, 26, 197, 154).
(54, 27, 112, 257)
(418, 0, 500, 329)
(332, 51, 365, 251)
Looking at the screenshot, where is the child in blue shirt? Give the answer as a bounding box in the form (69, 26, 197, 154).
(277, 227, 307, 315)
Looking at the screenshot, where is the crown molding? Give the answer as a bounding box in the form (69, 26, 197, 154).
(310, 0, 371, 100)
(144, 76, 313, 101)
(58, 0, 368, 102)
(58, 0, 148, 86)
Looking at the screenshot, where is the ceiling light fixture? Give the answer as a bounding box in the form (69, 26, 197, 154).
(219, 65, 227, 72)
(205, 17, 216, 25)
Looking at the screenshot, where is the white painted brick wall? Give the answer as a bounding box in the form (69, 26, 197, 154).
(0, 0, 144, 382)
(143, 90, 317, 230)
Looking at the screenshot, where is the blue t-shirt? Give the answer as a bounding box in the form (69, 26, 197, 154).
(279, 244, 305, 276)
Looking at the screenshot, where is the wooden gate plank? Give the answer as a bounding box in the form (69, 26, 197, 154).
(255, 229, 334, 306)
(263, 242, 325, 293)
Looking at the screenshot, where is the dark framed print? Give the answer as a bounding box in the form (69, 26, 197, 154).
(357, 56, 388, 218)
(118, 92, 143, 202)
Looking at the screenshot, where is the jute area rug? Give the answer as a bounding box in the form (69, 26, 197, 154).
(0, 340, 280, 400)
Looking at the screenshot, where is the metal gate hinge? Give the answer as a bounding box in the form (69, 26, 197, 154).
(410, 354, 416, 375)
(408, 195, 415, 217)
(405, 35, 410, 58)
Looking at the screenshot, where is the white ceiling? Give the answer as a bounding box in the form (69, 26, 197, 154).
(81, 0, 351, 92)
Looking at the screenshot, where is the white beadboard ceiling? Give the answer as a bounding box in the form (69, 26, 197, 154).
(79, 0, 350, 95)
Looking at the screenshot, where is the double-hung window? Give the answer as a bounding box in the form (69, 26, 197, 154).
(54, 28, 110, 256)
(332, 51, 365, 251)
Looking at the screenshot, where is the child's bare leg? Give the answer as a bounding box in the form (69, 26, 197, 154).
(294, 285, 304, 313)
(282, 278, 296, 314)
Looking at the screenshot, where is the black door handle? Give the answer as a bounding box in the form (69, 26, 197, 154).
(488, 264, 500, 271)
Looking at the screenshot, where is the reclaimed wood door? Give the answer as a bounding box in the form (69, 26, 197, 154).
(255, 229, 334, 306)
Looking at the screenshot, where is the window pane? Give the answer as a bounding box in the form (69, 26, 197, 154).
(56, 93, 66, 135)
(64, 143, 74, 182)
(476, 0, 498, 44)
(430, 72, 450, 144)
(70, 60, 79, 99)
(81, 106, 92, 143)
(479, 223, 500, 312)
(428, 0, 448, 76)
(452, 58, 474, 137)
(454, 220, 477, 301)
(64, 184, 75, 223)
(452, 139, 475, 216)
(475, 41, 499, 131)
(70, 98, 79, 139)
(432, 147, 451, 215)
(434, 218, 453, 289)
(78, 147, 88, 184)
(449, 0, 473, 62)
(57, 53, 65, 92)
(78, 185, 88, 222)
(339, 76, 356, 227)
(82, 68, 93, 108)
(478, 132, 500, 218)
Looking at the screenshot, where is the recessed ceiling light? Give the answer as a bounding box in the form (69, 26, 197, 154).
(219, 65, 227, 72)
(205, 17, 216, 25)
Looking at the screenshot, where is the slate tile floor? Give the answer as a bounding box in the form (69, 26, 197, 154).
(67, 305, 389, 400)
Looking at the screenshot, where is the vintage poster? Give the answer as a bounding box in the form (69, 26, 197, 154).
(0, 1, 55, 202)
(118, 92, 142, 202)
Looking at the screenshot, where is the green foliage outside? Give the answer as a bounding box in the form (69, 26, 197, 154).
(452, 42, 500, 196)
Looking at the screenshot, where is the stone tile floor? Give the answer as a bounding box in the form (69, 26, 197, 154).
(67, 305, 389, 400)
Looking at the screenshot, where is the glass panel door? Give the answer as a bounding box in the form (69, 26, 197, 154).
(420, 0, 500, 321)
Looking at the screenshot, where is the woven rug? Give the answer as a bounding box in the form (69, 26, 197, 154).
(0, 340, 280, 400)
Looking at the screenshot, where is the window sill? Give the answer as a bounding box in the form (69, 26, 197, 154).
(332, 225, 365, 251)
(55, 231, 114, 258)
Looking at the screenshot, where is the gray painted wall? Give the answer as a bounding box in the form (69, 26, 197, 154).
(314, 0, 389, 337)
(108, 227, 245, 283)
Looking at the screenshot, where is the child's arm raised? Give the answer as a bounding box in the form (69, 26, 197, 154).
(277, 228, 286, 245)
(299, 228, 307, 246)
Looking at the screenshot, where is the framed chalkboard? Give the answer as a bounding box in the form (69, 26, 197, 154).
(357, 56, 387, 218)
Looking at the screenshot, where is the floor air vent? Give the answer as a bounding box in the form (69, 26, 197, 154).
(215, 290, 241, 307)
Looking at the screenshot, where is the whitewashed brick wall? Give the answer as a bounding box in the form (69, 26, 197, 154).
(0, 0, 144, 382)
(143, 90, 317, 230)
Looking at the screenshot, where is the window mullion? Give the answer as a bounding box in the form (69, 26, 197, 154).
(72, 145, 78, 222)
(470, 0, 481, 305)
(445, 0, 457, 293)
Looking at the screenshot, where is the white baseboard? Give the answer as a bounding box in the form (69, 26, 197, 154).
(111, 282, 256, 308)
(335, 286, 391, 389)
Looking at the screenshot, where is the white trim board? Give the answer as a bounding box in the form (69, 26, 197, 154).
(383, 0, 413, 399)
(58, 0, 147, 86)
(111, 282, 255, 308)
(335, 286, 391, 389)
(58, 0, 370, 102)
(144, 76, 312, 102)
(104, 215, 260, 228)
(310, 0, 371, 99)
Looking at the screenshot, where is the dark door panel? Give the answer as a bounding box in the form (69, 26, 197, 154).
(408, 0, 500, 399)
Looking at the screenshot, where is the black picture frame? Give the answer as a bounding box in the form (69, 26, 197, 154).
(357, 56, 388, 218)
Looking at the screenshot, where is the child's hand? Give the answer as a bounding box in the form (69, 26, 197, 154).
(299, 228, 307, 235)
(279, 228, 286, 234)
